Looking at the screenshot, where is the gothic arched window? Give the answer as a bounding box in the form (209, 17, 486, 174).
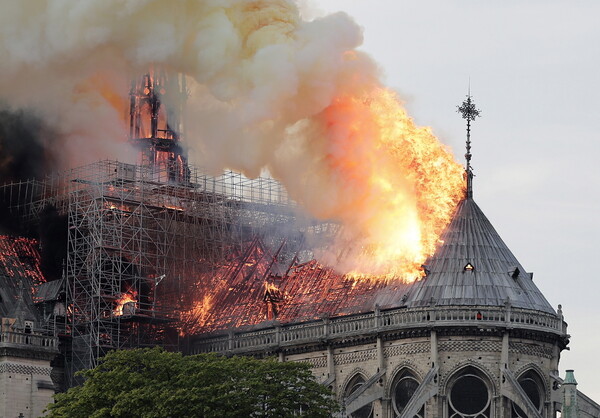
(391, 369, 424, 417)
(344, 374, 373, 418)
(447, 367, 491, 418)
(512, 370, 545, 417)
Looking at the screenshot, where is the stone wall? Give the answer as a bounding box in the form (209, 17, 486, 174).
(192, 305, 570, 417)
(0, 357, 55, 417)
(0, 331, 58, 418)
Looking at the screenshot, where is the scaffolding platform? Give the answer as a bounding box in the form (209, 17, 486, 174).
(0, 159, 338, 383)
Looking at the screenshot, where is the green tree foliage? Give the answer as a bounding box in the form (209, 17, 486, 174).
(47, 347, 339, 417)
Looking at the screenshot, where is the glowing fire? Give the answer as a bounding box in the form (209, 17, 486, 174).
(114, 290, 138, 316)
(181, 294, 213, 332)
(314, 88, 465, 281)
(264, 282, 280, 293)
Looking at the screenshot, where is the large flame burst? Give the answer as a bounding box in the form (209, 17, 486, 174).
(0, 0, 466, 283)
(315, 88, 465, 281)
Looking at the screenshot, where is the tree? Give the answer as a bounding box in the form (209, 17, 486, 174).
(47, 347, 339, 417)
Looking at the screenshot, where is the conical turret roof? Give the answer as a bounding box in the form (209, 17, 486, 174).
(405, 196, 555, 314)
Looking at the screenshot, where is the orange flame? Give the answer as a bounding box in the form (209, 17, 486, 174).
(180, 294, 213, 333)
(264, 282, 279, 293)
(114, 290, 138, 316)
(314, 88, 465, 281)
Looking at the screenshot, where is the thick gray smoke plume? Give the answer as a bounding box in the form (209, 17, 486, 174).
(0, 1, 464, 277)
(0, 1, 366, 173)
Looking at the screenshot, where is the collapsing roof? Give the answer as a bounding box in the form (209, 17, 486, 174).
(187, 194, 555, 335)
(183, 245, 414, 334)
(0, 235, 45, 319)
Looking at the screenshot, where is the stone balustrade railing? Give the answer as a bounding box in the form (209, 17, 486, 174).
(0, 331, 59, 351)
(192, 305, 567, 355)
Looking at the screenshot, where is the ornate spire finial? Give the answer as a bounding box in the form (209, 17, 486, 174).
(457, 88, 480, 199)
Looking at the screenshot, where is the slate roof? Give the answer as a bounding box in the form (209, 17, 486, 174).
(35, 279, 65, 302)
(405, 197, 555, 313)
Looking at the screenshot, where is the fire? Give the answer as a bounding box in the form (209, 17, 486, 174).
(114, 290, 138, 316)
(264, 281, 282, 320)
(181, 294, 213, 332)
(313, 88, 465, 281)
(0, 1, 466, 284)
(264, 282, 280, 293)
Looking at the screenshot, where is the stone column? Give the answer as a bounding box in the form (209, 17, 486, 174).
(377, 336, 385, 372)
(327, 346, 335, 382)
(377, 336, 389, 418)
(499, 331, 510, 417)
(430, 329, 438, 368)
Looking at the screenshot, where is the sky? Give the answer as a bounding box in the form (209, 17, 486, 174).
(314, 0, 600, 402)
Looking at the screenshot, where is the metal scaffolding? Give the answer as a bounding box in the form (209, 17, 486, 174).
(0, 159, 335, 383)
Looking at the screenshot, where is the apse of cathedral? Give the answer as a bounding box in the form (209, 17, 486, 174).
(189, 96, 600, 418)
(0, 92, 599, 417)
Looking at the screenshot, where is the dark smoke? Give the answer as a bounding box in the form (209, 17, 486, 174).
(0, 106, 58, 237)
(39, 205, 68, 281)
(0, 106, 56, 182)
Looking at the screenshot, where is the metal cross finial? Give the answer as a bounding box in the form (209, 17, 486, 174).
(457, 92, 480, 198)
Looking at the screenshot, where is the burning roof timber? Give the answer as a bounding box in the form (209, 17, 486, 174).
(0, 235, 45, 286)
(0, 235, 46, 317)
(187, 193, 555, 337)
(181, 239, 413, 335)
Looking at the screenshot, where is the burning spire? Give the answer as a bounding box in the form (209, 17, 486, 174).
(129, 69, 190, 183)
(457, 89, 481, 199)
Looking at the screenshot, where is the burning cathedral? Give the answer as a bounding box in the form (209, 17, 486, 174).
(0, 68, 598, 418)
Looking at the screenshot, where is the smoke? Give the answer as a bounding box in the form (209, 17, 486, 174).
(39, 205, 68, 281)
(0, 106, 55, 235)
(0, 1, 464, 278)
(0, 106, 56, 181)
(0, 1, 364, 172)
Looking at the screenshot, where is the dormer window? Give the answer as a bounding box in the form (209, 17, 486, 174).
(463, 263, 475, 272)
(24, 320, 33, 334)
(510, 267, 520, 279)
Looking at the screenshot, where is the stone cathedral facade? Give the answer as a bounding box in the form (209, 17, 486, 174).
(192, 193, 600, 417)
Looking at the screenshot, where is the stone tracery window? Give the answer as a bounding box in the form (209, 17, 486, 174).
(512, 370, 545, 417)
(391, 369, 424, 418)
(447, 367, 491, 418)
(344, 374, 373, 418)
